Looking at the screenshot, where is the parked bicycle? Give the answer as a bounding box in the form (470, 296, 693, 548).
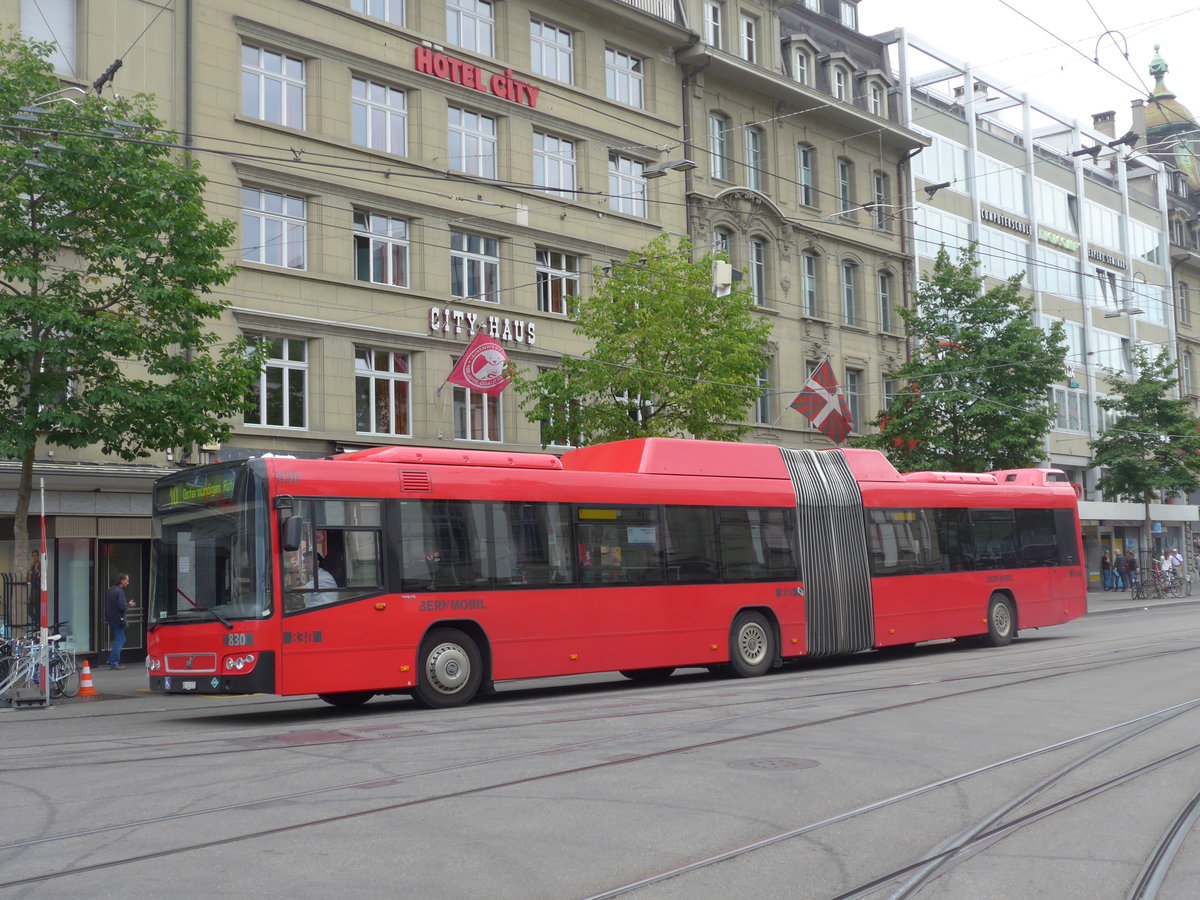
(0, 622, 78, 700)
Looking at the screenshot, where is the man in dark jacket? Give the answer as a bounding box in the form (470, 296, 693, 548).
(1113, 550, 1127, 591)
(104, 573, 135, 669)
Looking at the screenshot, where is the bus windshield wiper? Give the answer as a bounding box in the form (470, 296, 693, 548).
(176, 588, 233, 629)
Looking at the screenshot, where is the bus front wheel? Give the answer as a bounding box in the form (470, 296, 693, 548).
(729, 611, 774, 677)
(984, 594, 1016, 647)
(414, 628, 483, 708)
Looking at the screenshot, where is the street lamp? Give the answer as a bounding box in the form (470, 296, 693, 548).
(643, 158, 697, 179)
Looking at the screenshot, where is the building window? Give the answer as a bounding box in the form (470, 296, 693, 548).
(21, 0, 74, 73)
(354, 211, 408, 287)
(797, 144, 815, 206)
(703, 1, 723, 49)
(749, 238, 767, 306)
(355, 349, 411, 436)
(739, 15, 758, 63)
(242, 187, 306, 269)
(1180, 281, 1191, 325)
(533, 132, 576, 197)
(245, 336, 307, 429)
(530, 18, 573, 83)
(833, 67, 848, 101)
(755, 368, 771, 425)
(869, 82, 884, 116)
(838, 158, 854, 212)
(744, 126, 764, 191)
(539, 368, 582, 447)
(451, 232, 499, 302)
(710, 114, 730, 181)
(242, 44, 305, 128)
(878, 271, 893, 332)
(605, 48, 644, 108)
(1051, 386, 1090, 433)
(608, 154, 647, 217)
(447, 0, 493, 56)
(841, 261, 857, 325)
(794, 50, 810, 85)
(840, 1, 858, 29)
(351, 77, 407, 156)
(351, 0, 404, 27)
(802, 252, 819, 317)
(448, 107, 496, 178)
(1184, 353, 1195, 396)
(536, 249, 579, 315)
(845, 368, 862, 429)
(873, 171, 889, 229)
(713, 227, 732, 255)
(454, 386, 502, 441)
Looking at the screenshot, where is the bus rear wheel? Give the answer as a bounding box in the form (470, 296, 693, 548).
(414, 628, 483, 708)
(984, 594, 1016, 647)
(729, 611, 773, 677)
(318, 691, 374, 709)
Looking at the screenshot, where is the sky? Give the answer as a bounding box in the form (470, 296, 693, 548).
(859, 0, 1200, 135)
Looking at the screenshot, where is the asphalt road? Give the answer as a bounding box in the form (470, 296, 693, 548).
(2, 597, 1198, 899)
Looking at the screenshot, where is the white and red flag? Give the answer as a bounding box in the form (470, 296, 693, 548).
(790, 358, 853, 444)
(446, 331, 511, 397)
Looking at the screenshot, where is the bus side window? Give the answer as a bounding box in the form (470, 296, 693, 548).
(718, 508, 796, 582)
(664, 506, 718, 584)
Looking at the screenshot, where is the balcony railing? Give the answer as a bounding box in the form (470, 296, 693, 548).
(616, 0, 681, 24)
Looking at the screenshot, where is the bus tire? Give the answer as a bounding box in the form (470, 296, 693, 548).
(414, 628, 482, 708)
(729, 611, 773, 677)
(984, 594, 1016, 647)
(619, 667, 675, 683)
(318, 691, 374, 709)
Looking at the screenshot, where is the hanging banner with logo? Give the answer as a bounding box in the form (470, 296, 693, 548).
(446, 332, 511, 397)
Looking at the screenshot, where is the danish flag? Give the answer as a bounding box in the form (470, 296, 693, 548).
(791, 358, 853, 444)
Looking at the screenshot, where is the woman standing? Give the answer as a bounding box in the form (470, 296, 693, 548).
(1101, 550, 1112, 590)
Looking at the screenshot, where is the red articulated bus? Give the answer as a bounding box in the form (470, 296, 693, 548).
(147, 438, 1086, 708)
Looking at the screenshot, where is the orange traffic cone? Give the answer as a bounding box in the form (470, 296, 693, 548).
(78, 659, 98, 697)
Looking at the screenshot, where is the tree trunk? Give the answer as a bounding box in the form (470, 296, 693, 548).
(13, 444, 35, 582)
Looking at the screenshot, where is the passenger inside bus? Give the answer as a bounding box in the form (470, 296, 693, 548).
(303, 551, 339, 605)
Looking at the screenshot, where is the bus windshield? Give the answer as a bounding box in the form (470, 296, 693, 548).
(151, 463, 272, 625)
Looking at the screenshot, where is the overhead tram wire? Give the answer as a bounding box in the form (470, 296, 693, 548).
(11, 120, 1189, 339)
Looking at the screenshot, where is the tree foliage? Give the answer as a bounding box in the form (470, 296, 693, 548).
(1, 35, 264, 566)
(853, 246, 1067, 472)
(1089, 345, 1200, 515)
(513, 234, 773, 445)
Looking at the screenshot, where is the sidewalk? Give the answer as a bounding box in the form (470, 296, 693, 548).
(1086, 585, 1200, 615)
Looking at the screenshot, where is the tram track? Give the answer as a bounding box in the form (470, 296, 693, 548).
(0, 638, 1193, 776)
(1, 641, 1199, 891)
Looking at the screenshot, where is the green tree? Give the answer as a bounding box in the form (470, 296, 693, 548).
(514, 234, 773, 445)
(1089, 344, 1200, 550)
(854, 246, 1067, 472)
(0, 35, 264, 573)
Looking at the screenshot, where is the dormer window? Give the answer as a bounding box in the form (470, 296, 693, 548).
(869, 82, 884, 116)
(833, 66, 848, 101)
(794, 49, 811, 85)
(840, 1, 858, 29)
(739, 14, 758, 63)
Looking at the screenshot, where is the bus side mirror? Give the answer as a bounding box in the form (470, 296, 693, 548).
(282, 515, 304, 552)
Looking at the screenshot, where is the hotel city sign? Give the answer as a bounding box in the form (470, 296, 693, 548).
(414, 47, 542, 108)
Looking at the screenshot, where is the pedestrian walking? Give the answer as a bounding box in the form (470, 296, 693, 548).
(104, 573, 135, 670)
(1113, 550, 1127, 590)
(1125, 551, 1138, 591)
(1101, 550, 1113, 590)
